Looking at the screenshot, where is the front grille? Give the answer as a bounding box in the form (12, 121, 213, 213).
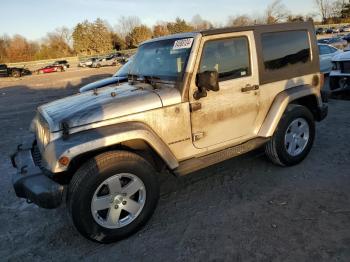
(35, 113, 50, 151)
(31, 144, 44, 169)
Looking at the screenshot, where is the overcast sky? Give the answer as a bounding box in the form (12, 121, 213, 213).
(0, 0, 316, 40)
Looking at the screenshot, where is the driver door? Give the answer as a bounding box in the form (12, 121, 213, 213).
(189, 31, 260, 149)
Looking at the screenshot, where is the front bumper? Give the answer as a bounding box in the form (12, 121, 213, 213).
(11, 137, 65, 209)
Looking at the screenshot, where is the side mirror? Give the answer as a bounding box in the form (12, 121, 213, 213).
(194, 70, 219, 100)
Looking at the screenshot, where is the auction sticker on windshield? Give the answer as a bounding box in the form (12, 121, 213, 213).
(173, 38, 194, 50)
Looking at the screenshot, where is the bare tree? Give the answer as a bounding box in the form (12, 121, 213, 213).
(266, 0, 290, 24)
(331, 0, 347, 18)
(55, 27, 72, 47)
(314, 0, 332, 23)
(116, 16, 141, 38)
(227, 15, 254, 26)
(191, 15, 213, 30)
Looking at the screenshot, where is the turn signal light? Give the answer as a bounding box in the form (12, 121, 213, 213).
(58, 156, 70, 166)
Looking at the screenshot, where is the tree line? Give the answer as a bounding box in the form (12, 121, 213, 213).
(1, 0, 350, 63)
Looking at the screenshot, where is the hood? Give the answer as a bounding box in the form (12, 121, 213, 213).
(39, 83, 181, 132)
(332, 51, 350, 62)
(79, 76, 127, 93)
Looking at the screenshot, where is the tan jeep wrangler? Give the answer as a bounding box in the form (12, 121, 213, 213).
(11, 22, 327, 243)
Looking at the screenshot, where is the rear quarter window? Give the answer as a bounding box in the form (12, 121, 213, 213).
(261, 30, 311, 71)
(257, 28, 319, 84)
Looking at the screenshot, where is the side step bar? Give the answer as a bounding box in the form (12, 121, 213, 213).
(173, 137, 269, 176)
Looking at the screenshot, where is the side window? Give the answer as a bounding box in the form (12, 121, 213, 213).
(319, 45, 330, 55)
(199, 37, 251, 81)
(261, 31, 311, 71)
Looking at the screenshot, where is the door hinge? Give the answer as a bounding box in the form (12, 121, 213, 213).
(190, 102, 202, 112)
(192, 132, 205, 141)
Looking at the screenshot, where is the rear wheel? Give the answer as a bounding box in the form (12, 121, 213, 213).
(67, 151, 159, 243)
(265, 104, 315, 166)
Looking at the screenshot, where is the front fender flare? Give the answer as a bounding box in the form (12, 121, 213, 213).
(43, 122, 179, 173)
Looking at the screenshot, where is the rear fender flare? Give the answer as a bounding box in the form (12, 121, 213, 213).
(258, 85, 321, 137)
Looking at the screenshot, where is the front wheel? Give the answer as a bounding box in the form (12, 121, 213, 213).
(67, 151, 159, 243)
(265, 104, 315, 166)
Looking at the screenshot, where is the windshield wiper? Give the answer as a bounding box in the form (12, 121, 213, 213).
(128, 74, 160, 89)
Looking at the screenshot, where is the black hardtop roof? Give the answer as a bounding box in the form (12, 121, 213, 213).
(143, 21, 315, 45)
(199, 21, 315, 36)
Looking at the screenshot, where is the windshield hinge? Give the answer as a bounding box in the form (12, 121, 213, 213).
(190, 102, 202, 112)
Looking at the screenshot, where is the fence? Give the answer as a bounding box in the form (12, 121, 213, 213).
(7, 49, 137, 70)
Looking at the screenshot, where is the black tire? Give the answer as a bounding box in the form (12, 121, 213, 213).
(67, 150, 159, 243)
(265, 104, 315, 166)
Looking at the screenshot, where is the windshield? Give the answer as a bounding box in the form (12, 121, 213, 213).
(129, 37, 193, 82)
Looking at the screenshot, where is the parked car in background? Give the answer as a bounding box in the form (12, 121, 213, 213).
(318, 44, 342, 73)
(52, 60, 70, 69)
(342, 26, 350, 32)
(109, 53, 129, 63)
(342, 33, 350, 42)
(333, 27, 340, 33)
(79, 58, 132, 92)
(318, 37, 348, 49)
(78, 58, 97, 68)
(0, 64, 31, 78)
(329, 51, 350, 94)
(91, 56, 118, 68)
(316, 28, 326, 35)
(326, 28, 335, 34)
(36, 65, 65, 74)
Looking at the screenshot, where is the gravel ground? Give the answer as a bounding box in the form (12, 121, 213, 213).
(0, 69, 349, 262)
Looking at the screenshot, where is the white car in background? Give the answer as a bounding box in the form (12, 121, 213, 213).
(329, 51, 350, 93)
(318, 44, 342, 73)
(91, 56, 118, 68)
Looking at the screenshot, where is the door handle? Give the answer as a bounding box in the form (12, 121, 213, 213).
(241, 84, 259, 92)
